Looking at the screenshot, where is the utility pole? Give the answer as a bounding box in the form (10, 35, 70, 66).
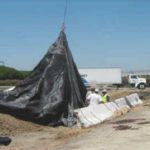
(0, 61, 5, 66)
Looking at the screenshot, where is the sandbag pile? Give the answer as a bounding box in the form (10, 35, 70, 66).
(0, 31, 86, 126)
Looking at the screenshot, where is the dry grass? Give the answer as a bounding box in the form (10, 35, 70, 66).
(114, 105, 145, 117)
(0, 113, 91, 150)
(54, 127, 90, 140)
(109, 88, 150, 101)
(27, 128, 91, 150)
(109, 89, 134, 101)
(0, 80, 21, 86)
(31, 147, 52, 150)
(0, 113, 53, 136)
(130, 105, 145, 112)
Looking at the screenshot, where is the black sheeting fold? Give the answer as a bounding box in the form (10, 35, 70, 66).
(0, 31, 86, 126)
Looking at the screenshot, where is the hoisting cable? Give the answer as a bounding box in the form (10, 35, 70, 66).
(62, 0, 68, 32)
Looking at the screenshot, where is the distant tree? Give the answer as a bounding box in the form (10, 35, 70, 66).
(0, 66, 30, 80)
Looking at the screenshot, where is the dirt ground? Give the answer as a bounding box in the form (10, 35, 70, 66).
(56, 100, 150, 150)
(0, 87, 150, 150)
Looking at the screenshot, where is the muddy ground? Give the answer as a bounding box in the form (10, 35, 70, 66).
(0, 87, 150, 150)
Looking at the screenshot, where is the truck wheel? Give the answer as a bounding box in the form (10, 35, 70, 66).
(138, 83, 146, 89)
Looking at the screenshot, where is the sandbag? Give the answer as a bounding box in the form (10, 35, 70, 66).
(0, 137, 11, 146)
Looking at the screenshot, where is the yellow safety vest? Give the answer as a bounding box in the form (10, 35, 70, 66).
(102, 94, 108, 103)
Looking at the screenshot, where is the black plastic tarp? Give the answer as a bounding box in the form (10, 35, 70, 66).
(0, 31, 86, 126)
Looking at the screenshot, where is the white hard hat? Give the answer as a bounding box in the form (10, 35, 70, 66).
(95, 88, 99, 92)
(102, 89, 107, 93)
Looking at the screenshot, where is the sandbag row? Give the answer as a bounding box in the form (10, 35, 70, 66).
(74, 93, 143, 127)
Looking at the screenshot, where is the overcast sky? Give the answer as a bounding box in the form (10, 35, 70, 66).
(0, 0, 150, 71)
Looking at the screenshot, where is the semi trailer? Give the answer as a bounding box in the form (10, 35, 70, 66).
(79, 68, 122, 85)
(79, 68, 147, 89)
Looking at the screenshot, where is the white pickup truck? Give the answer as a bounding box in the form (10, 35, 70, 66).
(128, 74, 147, 89)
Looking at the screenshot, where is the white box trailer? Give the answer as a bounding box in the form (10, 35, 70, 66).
(79, 68, 122, 85)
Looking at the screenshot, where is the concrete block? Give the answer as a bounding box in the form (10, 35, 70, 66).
(114, 98, 130, 109)
(90, 104, 113, 122)
(74, 104, 113, 127)
(76, 106, 101, 127)
(104, 102, 120, 112)
(125, 93, 143, 107)
(74, 93, 143, 128)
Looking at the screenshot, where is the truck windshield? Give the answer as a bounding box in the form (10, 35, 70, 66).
(131, 75, 138, 79)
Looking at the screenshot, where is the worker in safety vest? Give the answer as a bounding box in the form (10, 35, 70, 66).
(102, 89, 110, 103)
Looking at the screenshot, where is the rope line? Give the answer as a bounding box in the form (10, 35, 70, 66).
(63, 0, 68, 24)
(62, 0, 68, 31)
